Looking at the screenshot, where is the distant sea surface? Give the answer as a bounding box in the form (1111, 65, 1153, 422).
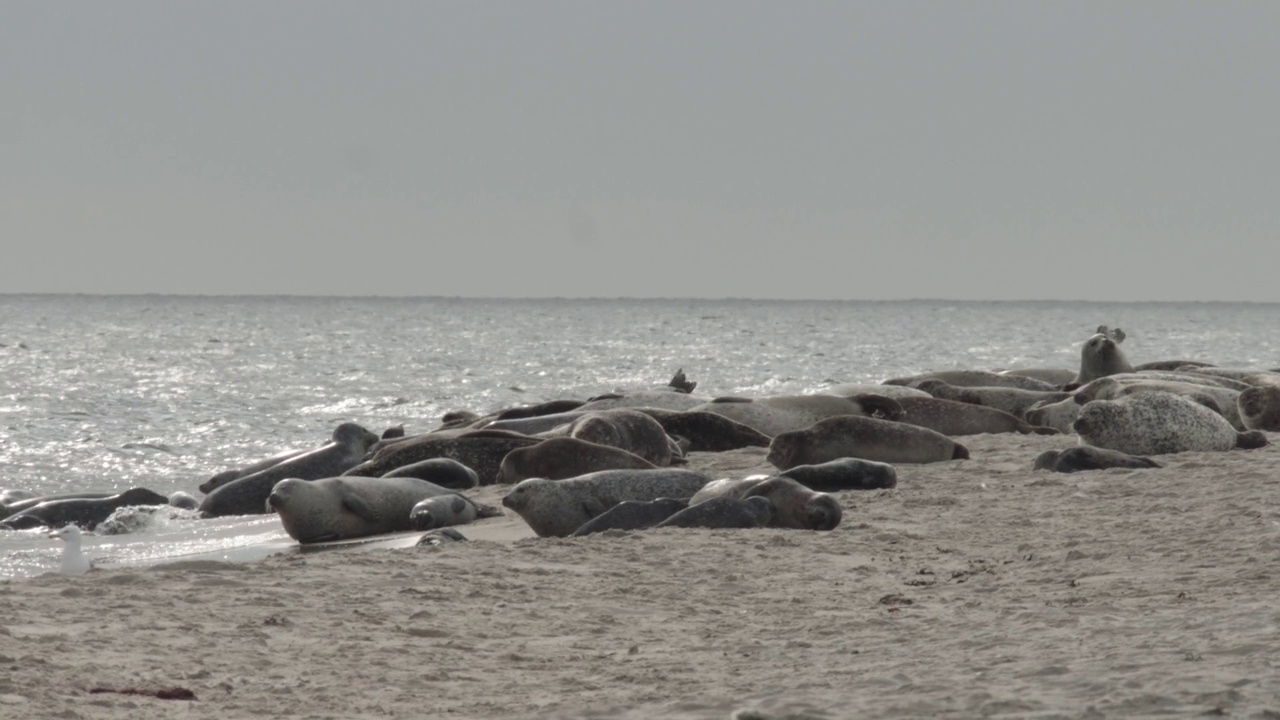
(2, 295, 1278, 578)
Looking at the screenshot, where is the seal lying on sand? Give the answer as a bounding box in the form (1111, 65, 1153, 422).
(631, 408, 772, 452)
(570, 498, 690, 536)
(779, 458, 897, 491)
(1025, 397, 1081, 434)
(0, 488, 170, 531)
(894, 397, 1059, 436)
(688, 475, 842, 531)
(1074, 392, 1269, 456)
(1238, 385, 1280, 431)
(653, 496, 774, 530)
(409, 494, 499, 530)
(913, 380, 1072, 420)
(882, 370, 1057, 392)
(199, 423, 382, 518)
(495, 437, 657, 484)
(692, 394, 904, 437)
(381, 457, 480, 490)
(538, 409, 676, 466)
(267, 476, 459, 544)
(199, 423, 380, 495)
(1072, 377, 1243, 430)
(1033, 447, 1162, 473)
(768, 416, 969, 469)
(343, 430, 542, 485)
(501, 469, 713, 538)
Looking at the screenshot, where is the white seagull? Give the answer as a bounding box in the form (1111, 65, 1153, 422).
(48, 525, 92, 575)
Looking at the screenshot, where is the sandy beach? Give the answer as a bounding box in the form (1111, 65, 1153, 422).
(4, 432, 1280, 719)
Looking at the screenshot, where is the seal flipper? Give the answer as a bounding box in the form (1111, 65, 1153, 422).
(337, 487, 380, 524)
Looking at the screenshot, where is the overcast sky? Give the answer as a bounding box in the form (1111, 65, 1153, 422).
(2, 2, 1276, 300)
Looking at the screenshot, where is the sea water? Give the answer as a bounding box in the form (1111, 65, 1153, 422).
(2, 295, 1277, 579)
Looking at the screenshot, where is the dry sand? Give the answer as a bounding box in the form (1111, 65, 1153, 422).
(4, 432, 1280, 719)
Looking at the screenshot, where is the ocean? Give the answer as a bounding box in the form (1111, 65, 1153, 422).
(2, 295, 1277, 579)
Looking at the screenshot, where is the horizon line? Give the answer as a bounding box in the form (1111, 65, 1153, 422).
(0, 292, 1278, 305)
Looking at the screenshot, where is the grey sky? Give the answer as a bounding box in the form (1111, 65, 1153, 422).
(2, 2, 1276, 300)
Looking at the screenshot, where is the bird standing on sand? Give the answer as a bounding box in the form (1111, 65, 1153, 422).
(49, 525, 92, 575)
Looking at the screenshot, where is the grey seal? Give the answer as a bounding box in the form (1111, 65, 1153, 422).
(1238, 385, 1280, 431)
(199, 422, 380, 494)
(496, 437, 657, 484)
(632, 408, 773, 452)
(1033, 446, 1162, 473)
(691, 394, 905, 437)
(1073, 376, 1243, 429)
(167, 491, 200, 511)
(2, 492, 115, 520)
(501, 469, 713, 538)
(914, 379, 1073, 420)
(1074, 392, 1269, 456)
(768, 415, 969, 469)
(894, 396, 1059, 436)
(1070, 326, 1135, 386)
(267, 476, 459, 544)
(538, 409, 676, 466)
(780, 458, 897, 491)
(409, 494, 499, 530)
(688, 475, 842, 531)
(570, 497, 690, 536)
(0, 488, 170, 531)
(343, 429, 542, 485)
(882, 370, 1057, 392)
(380, 457, 481, 490)
(653, 496, 774, 530)
(199, 423, 383, 518)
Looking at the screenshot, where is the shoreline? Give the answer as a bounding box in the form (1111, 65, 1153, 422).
(4, 434, 1280, 718)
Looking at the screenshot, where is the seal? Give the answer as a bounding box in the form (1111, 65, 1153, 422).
(539, 409, 677, 466)
(167, 491, 200, 511)
(914, 380, 1073, 420)
(996, 368, 1078, 386)
(1072, 377, 1243, 430)
(688, 475, 842, 531)
(416, 527, 469, 547)
(1, 492, 115, 520)
(0, 488, 170, 531)
(1070, 326, 1135, 386)
(1134, 360, 1215, 371)
(1074, 392, 1269, 456)
(409, 493, 495, 530)
(199, 423, 383, 518)
(780, 458, 897, 491)
(1024, 397, 1081, 434)
(343, 429, 542, 486)
(267, 476, 460, 544)
(496, 437, 656, 484)
(483, 410, 589, 435)
(501, 468, 713, 538)
(570, 497, 690, 536)
(768, 415, 969, 469)
(882, 370, 1057, 392)
(691, 394, 905, 437)
(492, 399, 587, 422)
(653, 496, 774, 530)
(1033, 446, 1162, 473)
(820, 384, 932, 399)
(0, 488, 37, 506)
(577, 392, 709, 412)
(1238, 385, 1280, 431)
(894, 396, 1059, 436)
(632, 408, 772, 452)
(381, 457, 481, 490)
(199, 422, 380, 494)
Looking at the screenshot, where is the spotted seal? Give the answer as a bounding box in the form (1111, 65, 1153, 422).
(691, 394, 905, 437)
(1033, 446, 1162, 473)
(501, 469, 713, 538)
(687, 475, 842, 531)
(267, 476, 459, 544)
(537, 409, 677, 466)
(409, 493, 499, 530)
(1074, 392, 1269, 455)
(768, 415, 969, 469)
